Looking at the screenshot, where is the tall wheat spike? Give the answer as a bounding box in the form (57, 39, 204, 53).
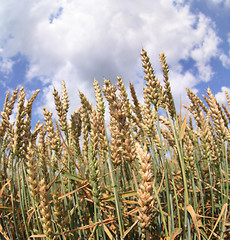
(0, 50, 230, 239)
(136, 143, 154, 240)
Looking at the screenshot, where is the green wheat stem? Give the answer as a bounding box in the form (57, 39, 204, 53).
(104, 120, 124, 238)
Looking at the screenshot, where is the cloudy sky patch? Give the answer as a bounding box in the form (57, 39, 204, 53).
(0, 0, 229, 122)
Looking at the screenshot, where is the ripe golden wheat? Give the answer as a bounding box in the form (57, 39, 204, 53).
(0, 49, 229, 239)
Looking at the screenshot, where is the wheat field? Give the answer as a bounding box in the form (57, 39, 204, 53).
(0, 49, 229, 239)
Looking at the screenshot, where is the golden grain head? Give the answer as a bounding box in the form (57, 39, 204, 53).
(1, 50, 229, 239)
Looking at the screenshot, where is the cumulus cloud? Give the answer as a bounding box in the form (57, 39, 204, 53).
(215, 86, 230, 104)
(0, 58, 13, 75)
(211, 0, 230, 7)
(0, 0, 224, 116)
(220, 33, 230, 68)
(220, 54, 230, 68)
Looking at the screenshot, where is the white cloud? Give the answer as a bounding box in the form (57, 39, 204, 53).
(211, 0, 230, 7)
(212, 0, 222, 3)
(215, 86, 230, 104)
(189, 14, 220, 81)
(220, 33, 230, 68)
(0, 58, 13, 75)
(0, 0, 223, 115)
(220, 54, 230, 68)
(168, 69, 199, 108)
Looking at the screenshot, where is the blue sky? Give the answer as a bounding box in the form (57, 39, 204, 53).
(0, 0, 230, 124)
